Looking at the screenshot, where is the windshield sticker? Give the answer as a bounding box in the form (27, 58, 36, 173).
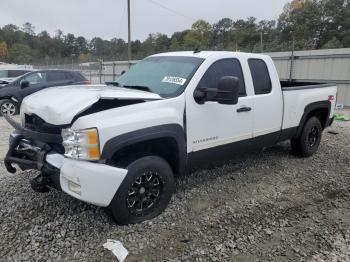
(162, 76, 187, 86)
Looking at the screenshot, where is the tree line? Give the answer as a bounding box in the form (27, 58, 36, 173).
(0, 0, 349, 65)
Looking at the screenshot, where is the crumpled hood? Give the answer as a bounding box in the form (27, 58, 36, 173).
(21, 85, 163, 125)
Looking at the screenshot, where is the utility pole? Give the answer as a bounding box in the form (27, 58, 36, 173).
(289, 36, 295, 82)
(260, 31, 263, 53)
(127, 0, 132, 67)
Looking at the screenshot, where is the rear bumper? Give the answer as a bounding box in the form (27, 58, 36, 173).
(5, 131, 128, 207)
(324, 117, 335, 128)
(327, 116, 335, 127)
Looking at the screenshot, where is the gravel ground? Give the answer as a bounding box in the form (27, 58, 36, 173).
(0, 115, 19, 161)
(0, 114, 350, 261)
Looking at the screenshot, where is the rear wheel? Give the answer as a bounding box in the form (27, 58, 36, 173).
(291, 116, 322, 157)
(0, 99, 19, 116)
(108, 156, 175, 225)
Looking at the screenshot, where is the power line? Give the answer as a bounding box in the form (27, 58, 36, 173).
(147, 0, 196, 22)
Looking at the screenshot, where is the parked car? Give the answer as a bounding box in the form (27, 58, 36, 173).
(4, 51, 337, 225)
(0, 69, 33, 87)
(0, 69, 90, 116)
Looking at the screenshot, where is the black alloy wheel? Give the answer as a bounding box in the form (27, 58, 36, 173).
(126, 171, 163, 217)
(108, 156, 175, 225)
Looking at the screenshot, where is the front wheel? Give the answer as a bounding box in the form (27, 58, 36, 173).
(291, 116, 323, 157)
(108, 156, 175, 225)
(0, 99, 19, 116)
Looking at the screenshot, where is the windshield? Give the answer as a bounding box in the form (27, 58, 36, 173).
(116, 56, 204, 97)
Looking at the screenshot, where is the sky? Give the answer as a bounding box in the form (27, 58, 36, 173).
(0, 0, 289, 41)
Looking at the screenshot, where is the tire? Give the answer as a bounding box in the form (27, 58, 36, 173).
(0, 99, 19, 116)
(108, 156, 175, 225)
(291, 116, 323, 157)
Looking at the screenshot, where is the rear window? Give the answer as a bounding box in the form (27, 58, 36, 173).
(248, 59, 272, 95)
(47, 72, 71, 82)
(72, 71, 87, 81)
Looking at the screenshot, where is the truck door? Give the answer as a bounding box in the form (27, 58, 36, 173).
(186, 58, 254, 167)
(248, 58, 283, 144)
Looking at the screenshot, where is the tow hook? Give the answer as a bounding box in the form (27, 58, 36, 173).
(30, 174, 51, 193)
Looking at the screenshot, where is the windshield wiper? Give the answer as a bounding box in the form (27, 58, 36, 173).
(106, 82, 154, 93)
(105, 81, 121, 87)
(122, 85, 154, 93)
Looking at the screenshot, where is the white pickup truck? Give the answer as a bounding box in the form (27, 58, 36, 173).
(4, 51, 337, 224)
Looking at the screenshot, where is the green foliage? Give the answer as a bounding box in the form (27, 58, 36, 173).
(0, 0, 349, 65)
(8, 44, 32, 64)
(184, 20, 212, 49)
(278, 0, 350, 49)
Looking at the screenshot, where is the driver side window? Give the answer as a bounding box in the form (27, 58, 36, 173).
(198, 59, 246, 97)
(22, 72, 47, 85)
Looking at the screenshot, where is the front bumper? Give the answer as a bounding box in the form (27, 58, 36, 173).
(4, 118, 128, 207)
(59, 158, 128, 206)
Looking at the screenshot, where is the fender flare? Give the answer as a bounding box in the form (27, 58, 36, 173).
(100, 124, 187, 175)
(296, 100, 331, 137)
(0, 96, 20, 103)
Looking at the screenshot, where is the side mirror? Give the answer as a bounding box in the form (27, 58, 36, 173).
(20, 80, 30, 89)
(194, 76, 240, 105)
(215, 76, 240, 105)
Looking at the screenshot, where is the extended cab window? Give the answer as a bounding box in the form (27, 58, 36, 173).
(198, 59, 246, 96)
(248, 59, 272, 95)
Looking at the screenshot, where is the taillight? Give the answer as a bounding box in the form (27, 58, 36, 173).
(83, 80, 91, 85)
(328, 95, 335, 101)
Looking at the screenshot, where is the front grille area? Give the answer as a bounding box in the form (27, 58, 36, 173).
(25, 114, 63, 135)
(24, 114, 65, 154)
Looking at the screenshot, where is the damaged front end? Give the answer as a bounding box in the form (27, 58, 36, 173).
(4, 114, 129, 206)
(4, 115, 65, 192)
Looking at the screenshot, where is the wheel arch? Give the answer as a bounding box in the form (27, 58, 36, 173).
(296, 101, 331, 137)
(0, 97, 20, 115)
(101, 124, 187, 176)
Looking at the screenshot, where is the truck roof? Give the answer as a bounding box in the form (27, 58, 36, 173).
(151, 51, 270, 60)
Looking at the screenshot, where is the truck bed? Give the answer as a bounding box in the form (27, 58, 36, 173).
(281, 81, 337, 131)
(281, 80, 335, 91)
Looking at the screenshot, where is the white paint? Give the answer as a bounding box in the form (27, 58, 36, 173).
(72, 95, 185, 152)
(282, 86, 337, 129)
(185, 52, 253, 153)
(248, 55, 284, 138)
(60, 157, 128, 207)
(20, 85, 163, 125)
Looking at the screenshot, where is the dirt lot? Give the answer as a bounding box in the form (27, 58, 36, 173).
(0, 113, 350, 261)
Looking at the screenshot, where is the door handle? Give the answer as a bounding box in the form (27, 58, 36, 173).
(237, 107, 252, 113)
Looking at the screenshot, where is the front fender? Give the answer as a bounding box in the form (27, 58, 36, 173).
(100, 124, 187, 175)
